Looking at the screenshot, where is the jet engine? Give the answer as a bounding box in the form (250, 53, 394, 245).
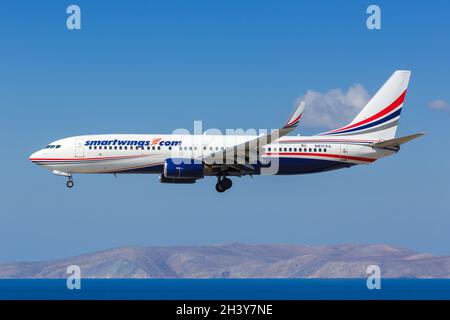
(163, 158, 204, 179)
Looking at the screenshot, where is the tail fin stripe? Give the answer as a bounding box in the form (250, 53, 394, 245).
(323, 89, 406, 135)
(326, 108, 401, 135)
(331, 119, 399, 136)
(284, 113, 303, 128)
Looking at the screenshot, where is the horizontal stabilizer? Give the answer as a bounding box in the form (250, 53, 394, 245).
(372, 132, 425, 150)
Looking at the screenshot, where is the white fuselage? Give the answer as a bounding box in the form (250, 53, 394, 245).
(29, 134, 394, 176)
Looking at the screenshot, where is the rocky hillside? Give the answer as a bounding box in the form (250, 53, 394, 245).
(1, 243, 449, 278)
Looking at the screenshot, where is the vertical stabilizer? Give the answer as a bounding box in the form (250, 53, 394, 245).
(320, 70, 411, 140)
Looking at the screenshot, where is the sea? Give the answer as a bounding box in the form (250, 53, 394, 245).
(0, 279, 450, 300)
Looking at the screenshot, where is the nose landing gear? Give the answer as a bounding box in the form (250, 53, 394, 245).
(66, 176, 74, 188)
(215, 176, 232, 193)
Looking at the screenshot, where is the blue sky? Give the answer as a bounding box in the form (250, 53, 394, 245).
(0, 1, 449, 261)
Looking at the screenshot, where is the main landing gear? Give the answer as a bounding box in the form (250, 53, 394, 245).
(66, 176, 74, 188)
(215, 176, 232, 193)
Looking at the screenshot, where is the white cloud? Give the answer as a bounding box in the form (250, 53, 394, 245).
(428, 99, 450, 113)
(297, 84, 370, 129)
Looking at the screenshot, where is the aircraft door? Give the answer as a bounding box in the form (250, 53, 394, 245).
(75, 139, 85, 157)
(340, 144, 349, 161)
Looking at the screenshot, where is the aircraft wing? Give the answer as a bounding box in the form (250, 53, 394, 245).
(202, 101, 305, 172)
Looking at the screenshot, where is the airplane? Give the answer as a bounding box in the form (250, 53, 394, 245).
(29, 70, 424, 193)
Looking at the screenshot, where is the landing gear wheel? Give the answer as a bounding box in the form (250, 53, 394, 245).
(66, 180, 74, 188)
(215, 182, 226, 193)
(221, 177, 232, 190)
(215, 177, 232, 193)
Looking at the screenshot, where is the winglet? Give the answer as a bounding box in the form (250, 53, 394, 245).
(283, 101, 305, 129)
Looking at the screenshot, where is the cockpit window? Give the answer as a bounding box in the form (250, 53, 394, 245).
(46, 145, 61, 149)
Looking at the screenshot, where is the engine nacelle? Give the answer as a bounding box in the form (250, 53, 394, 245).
(163, 158, 204, 179)
(159, 175, 196, 184)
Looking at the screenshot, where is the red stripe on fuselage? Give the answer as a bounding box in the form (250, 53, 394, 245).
(265, 152, 375, 163)
(29, 155, 143, 162)
(277, 139, 379, 143)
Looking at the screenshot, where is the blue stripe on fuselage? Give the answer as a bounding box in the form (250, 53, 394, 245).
(113, 164, 164, 174)
(115, 158, 353, 175)
(267, 157, 355, 174)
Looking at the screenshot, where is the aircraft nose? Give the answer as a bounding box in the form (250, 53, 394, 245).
(29, 150, 43, 164)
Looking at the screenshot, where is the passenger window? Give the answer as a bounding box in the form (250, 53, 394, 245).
(289, 148, 292, 152)
(168, 146, 172, 150)
(314, 148, 317, 152)
(124, 146, 128, 150)
(294, 148, 297, 152)
(157, 146, 160, 150)
(324, 148, 327, 153)
(147, 147, 150, 150)
(319, 148, 322, 152)
(152, 146, 155, 150)
(309, 148, 312, 152)
(268, 148, 271, 152)
(89, 146, 92, 150)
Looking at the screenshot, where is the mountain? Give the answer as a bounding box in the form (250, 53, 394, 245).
(1, 243, 449, 278)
